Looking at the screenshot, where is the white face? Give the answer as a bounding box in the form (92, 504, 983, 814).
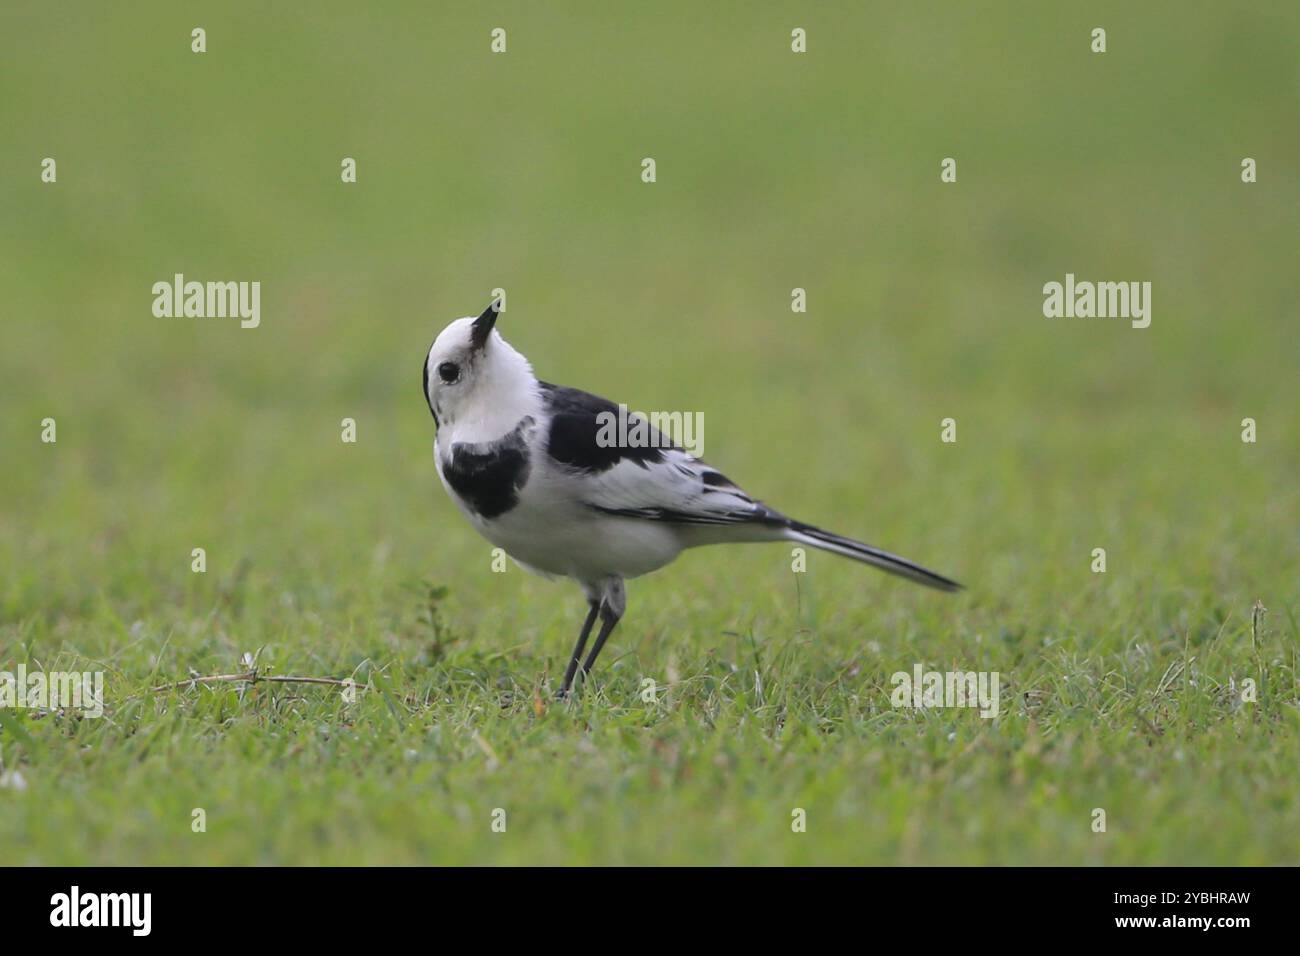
(422, 313, 538, 439)
(423, 316, 482, 426)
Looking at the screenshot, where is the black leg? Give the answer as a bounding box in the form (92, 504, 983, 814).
(580, 606, 623, 680)
(558, 602, 600, 697)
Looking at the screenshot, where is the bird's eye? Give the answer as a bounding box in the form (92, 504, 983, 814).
(437, 361, 460, 384)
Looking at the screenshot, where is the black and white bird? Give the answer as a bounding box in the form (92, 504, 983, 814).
(422, 301, 960, 696)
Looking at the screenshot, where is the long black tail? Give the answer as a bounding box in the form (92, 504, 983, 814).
(784, 520, 962, 592)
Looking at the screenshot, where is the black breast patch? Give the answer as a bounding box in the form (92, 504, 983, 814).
(442, 418, 533, 519)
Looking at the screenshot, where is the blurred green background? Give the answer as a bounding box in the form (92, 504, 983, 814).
(1, 2, 1297, 864)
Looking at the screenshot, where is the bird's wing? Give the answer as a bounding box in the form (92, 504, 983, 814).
(580, 448, 780, 526)
(538, 381, 784, 527)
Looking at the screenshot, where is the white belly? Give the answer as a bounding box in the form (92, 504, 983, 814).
(434, 434, 686, 584)
(465, 500, 683, 583)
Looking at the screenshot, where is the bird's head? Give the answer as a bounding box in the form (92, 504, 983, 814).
(422, 300, 537, 433)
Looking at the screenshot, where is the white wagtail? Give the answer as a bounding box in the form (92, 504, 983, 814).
(423, 301, 961, 696)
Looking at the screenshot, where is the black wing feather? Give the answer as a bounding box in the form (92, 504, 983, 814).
(539, 381, 669, 473)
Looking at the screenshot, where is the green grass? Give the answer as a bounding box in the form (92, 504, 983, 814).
(1, 1, 1298, 865)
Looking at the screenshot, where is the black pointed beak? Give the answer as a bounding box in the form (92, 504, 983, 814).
(470, 299, 501, 350)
